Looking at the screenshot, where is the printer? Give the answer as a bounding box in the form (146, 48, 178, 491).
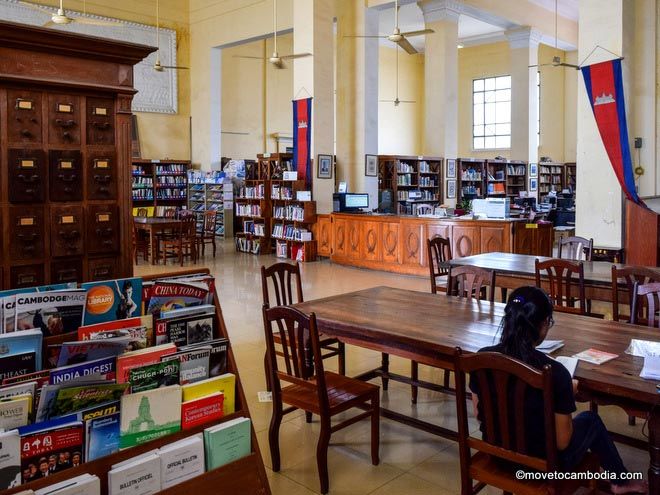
(471, 198, 510, 219)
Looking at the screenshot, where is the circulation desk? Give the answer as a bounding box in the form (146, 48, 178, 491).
(324, 213, 553, 277)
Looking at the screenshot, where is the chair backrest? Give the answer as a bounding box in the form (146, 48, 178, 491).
(181, 215, 197, 238)
(203, 210, 218, 234)
(631, 281, 660, 328)
(454, 349, 558, 482)
(427, 237, 452, 294)
(163, 208, 177, 218)
(416, 204, 433, 215)
(447, 265, 496, 302)
(262, 305, 328, 410)
(535, 258, 585, 315)
(558, 236, 593, 261)
(612, 265, 660, 322)
(261, 262, 304, 307)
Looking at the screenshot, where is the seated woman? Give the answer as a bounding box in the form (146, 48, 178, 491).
(470, 286, 647, 495)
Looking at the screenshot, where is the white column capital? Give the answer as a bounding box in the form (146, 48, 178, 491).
(417, 0, 462, 24)
(505, 26, 542, 49)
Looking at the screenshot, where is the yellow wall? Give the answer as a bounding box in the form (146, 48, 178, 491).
(35, 0, 192, 161)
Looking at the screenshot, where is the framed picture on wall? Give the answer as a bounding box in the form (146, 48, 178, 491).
(317, 154, 332, 179)
(529, 178, 538, 192)
(365, 154, 378, 177)
(446, 159, 456, 179)
(529, 163, 538, 178)
(447, 179, 456, 199)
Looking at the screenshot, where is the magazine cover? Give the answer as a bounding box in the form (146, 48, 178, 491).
(15, 291, 87, 337)
(84, 327, 147, 352)
(0, 353, 36, 383)
(180, 339, 228, 377)
(20, 424, 84, 483)
(49, 356, 117, 385)
(57, 339, 131, 367)
(165, 314, 214, 347)
(128, 361, 180, 393)
(81, 278, 143, 325)
(0, 330, 43, 373)
(143, 280, 213, 317)
(78, 315, 154, 347)
(119, 385, 181, 448)
(50, 383, 129, 418)
(86, 412, 120, 461)
(0, 283, 76, 334)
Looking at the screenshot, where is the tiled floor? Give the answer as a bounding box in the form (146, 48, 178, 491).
(136, 241, 649, 494)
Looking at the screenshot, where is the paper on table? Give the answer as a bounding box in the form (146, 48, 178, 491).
(536, 340, 564, 354)
(626, 339, 660, 358)
(640, 356, 660, 380)
(555, 356, 578, 377)
(572, 348, 618, 365)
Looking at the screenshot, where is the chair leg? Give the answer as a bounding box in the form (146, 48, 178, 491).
(628, 415, 636, 426)
(338, 342, 346, 375)
(269, 402, 283, 472)
(443, 369, 451, 390)
(381, 353, 389, 391)
(264, 353, 272, 392)
(500, 287, 508, 303)
(316, 418, 331, 495)
(411, 361, 418, 404)
(305, 411, 313, 423)
(371, 392, 380, 466)
(212, 238, 216, 257)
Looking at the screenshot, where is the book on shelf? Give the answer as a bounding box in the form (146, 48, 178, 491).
(128, 361, 180, 393)
(80, 278, 142, 325)
(85, 412, 120, 461)
(158, 434, 205, 489)
(0, 331, 43, 377)
(0, 395, 31, 430)
(49, 356, 116, 385)
(182, 373, 235, 416)
(116, 343, 177, 384)
(0, 429, 21, 489)
(181, 393, 223, 431)
(34, 474, 100, 495)
(108, 451, 161, 495)
(143, 276, 215, 319)
(55, 339, 129, 368)
(203, 417, 251, 471)
(179, 338, 229, 378)
(162, 347, 211, 385)
(78, 317, 152, 350)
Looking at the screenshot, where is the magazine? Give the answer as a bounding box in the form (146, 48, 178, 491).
(15, 290, 87, 337)
(0, 283, 76, 334)
(81, 278, 143, 325)
(143, 281, 211, 317)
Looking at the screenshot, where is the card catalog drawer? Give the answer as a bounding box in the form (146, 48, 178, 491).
(88, 257, 118, 281)
(86, 97, 115, 145)
(51, 259, 83, 284)
(49, 150, 82, 201)
(48, 94, 81, 145)
(10, 264, 44, 289)
(86, 151, 117, 200)
(86, 205, 119, 253)
(8, 148, 46, 203)
(50, 205, 84, 257)
(7, 90, 42, 144)
(9, 206, 45, 260)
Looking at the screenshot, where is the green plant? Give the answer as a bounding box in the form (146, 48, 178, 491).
(459, 198, 472, 212)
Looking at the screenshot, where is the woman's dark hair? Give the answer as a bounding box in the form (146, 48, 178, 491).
(499, 286, 553, 365)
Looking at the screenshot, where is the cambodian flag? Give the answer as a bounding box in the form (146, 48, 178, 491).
(581, 59, 641, 204)
(292, 98, 312, 187)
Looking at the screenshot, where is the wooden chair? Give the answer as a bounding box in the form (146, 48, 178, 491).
(558, 236, 593, 261)
(535, 259, 586, 315)
(632, 281, 660, 327)
(454, 348, 598, 495)
(197, 210, 218, 258)
(132, 223, 150, 264)
(611, 265, 660, 322)
(262, 305, 379, 495)
(416, 204, 433, 215)
(163, 207, 177, 218)
(261, 262, 346, 392)
(159, 215, 197, 265)
(427, 236, 452, 294)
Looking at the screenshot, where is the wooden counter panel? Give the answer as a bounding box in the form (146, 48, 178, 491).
(452, 225, 480, 258)
(360, 220, 382, 261)
(401, 221, 425, 267)
(317, 214, 332, 257)
(382, 222, 400, 263)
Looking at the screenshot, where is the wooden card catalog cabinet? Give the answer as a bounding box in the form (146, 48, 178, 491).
(87, 152, 117, 199)
(86, 205, 119, 253)
(8, 149, 46, 203)
(88, 257, 118, 281)
(50, 206, 83, 257)
(86, 97, 115, 145)
(48, 94, 81, 145)
(49, 150, 82, 201)
(9, 206, 45, 260)
(7, 90, 42, 143)
(10, 264, 44, 289)
(51, 258, 83, 284)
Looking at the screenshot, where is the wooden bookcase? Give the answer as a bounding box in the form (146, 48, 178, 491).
(565, 162, 576, 194)
(2, 268, 271, 495)
(271, 185, 317, 262)
(132, 159, 191, 214)
(187, 180, 229, 238)
(538, 162, 565, 200)
(484, 158, 507, 197)
(505, 160, 528, 199)
(0, 21, 154, 289)
(457, 158, 486, 202)
(377, 155, 443, 215)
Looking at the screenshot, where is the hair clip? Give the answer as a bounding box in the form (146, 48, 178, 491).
(511, 296, 525, 304)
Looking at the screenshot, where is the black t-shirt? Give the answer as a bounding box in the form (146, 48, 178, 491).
(468, 343, 576, 458)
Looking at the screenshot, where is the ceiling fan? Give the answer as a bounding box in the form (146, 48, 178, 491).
(529, 0, 579, 70)
(235, 0, 312, 69)
(346, 0, 434, 55)
(379, 46, 415, 107)
(153, 0, 188, 72)
(20, 0, 121, 27)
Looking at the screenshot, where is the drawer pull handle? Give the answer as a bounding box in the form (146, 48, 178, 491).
(20, 129, 32, 137)
(17, 233, 38, 242)
(95, 227, 114, 237)
(55, 119, 76, 128)
(57, 174, 77, 182)
(58, 230, 79, 240)
(17, 174, 40, 183)
(93, 174, 111, 183)
(91, 121, 111, 129)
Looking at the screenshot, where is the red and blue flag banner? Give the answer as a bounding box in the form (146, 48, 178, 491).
(292, 97, 312, 187)
(581, 59, 641, 204)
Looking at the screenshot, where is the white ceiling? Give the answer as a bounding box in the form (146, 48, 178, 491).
(528, 0, 579, 21)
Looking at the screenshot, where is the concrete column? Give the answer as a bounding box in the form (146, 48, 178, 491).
(505, 27, 540, 164)
(418, 0, 460, 160)
(336, 0, 379, 207)
(293, 0, 335, 213)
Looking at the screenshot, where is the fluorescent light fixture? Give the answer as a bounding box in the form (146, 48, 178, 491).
(457, 44, 464, 48)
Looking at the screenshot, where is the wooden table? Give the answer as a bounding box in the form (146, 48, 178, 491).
(133, 217, 182, 265)
(449, 252, 626, 303)
(295, 286, 660, 490)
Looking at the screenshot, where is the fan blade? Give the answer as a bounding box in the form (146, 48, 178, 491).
(75, 17, 122, 26)
(233, 55, 266, 60)
(559, 62, 580, 69)
(398, 100, 416, 103)
(400, 29, 434, 37)
(528, 63, 554, 68)
(396, 37, 418, 55)
(43, 20, 56, 28)
(19, 1, 53, 15)
(343, 35, 388, 38)
(279, 53, 312, 60)
(158, 66, 189, 70)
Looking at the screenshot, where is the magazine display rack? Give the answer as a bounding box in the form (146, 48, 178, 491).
(2, 269, 271, 495)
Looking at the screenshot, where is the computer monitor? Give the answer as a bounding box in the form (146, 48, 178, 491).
(345, 193, 369, 210)
(514, 197, 537, 210)
(544, 196, 557, 207)
(557, 197, 574, 209)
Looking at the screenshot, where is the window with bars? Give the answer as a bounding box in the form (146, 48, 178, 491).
(472, 75, 511, 150)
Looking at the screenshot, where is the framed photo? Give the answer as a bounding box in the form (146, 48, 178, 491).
(529, 163, 538, 178)
(446, 159, 456, 179)
(365, 154, 378, 177)
(317, 154, 332, 179)
(446, 179, 456, 199)
(529, 178, 538, 192)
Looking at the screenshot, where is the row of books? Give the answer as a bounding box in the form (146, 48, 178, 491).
(461, 169, 482, 180)
(540, 165, 563, 174)
(235, 237, 261, 254)
(507, 164, 526, 175)
(156, 189, 187, 199)
(396, 161, 414, 173)
(461, 185, 482, 195)
(132, 165, 148, 176)
(132, 177, 153, 187)
(487, 170, 506, 181)
(418, 161, 435, 173)
(132, 191, 154, 200)
(236, 204, 261, 217)
(238, 185, 264, 199)
(187, 171, 225, 184)
(271, 185, 294, 200)
(397, 175, 415, 186)
(273, 205, 307, 221)
(418, 177, 437, 187)
(271, 224, 312, 241)
(275, 240, 288, 259)
(189, 192, 205, 202)
(155, 164, 187, 175)
(155, 206, 178, 217)
(487, 183, 506, 194)
(156, 176, 187, 186)
(241, 221, 265, 237)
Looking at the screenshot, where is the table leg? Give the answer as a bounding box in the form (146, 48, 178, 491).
(151, 228, 157, 265)
(650, 407, 660, 494)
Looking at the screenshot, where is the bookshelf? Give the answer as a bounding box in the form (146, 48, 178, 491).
(565, 162, 576, 194)
(132, 159, 191, 213)
(2, 269, 271, 495)
(505, 160, 528, 199)
(187, 172, 232, 238)
(457, 158, 486, 202)
(377, 155, 443, 215)
(538, 162, 565, 200)
(485, 158, 507, 197)
(271, 183, 317, 262)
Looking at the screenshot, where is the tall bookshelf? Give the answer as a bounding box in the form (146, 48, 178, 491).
(377, 155, 443, 215)
(132, 159, 191, 214)
(565, 162, 576, 194)
(485, 158, 507, 197)
(538, 162, 565, 200)
(505, 160, 528, 199)
(187, 172, 231, 238)
(271, 181, 317, 262)
(457, 158, 486, 202)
